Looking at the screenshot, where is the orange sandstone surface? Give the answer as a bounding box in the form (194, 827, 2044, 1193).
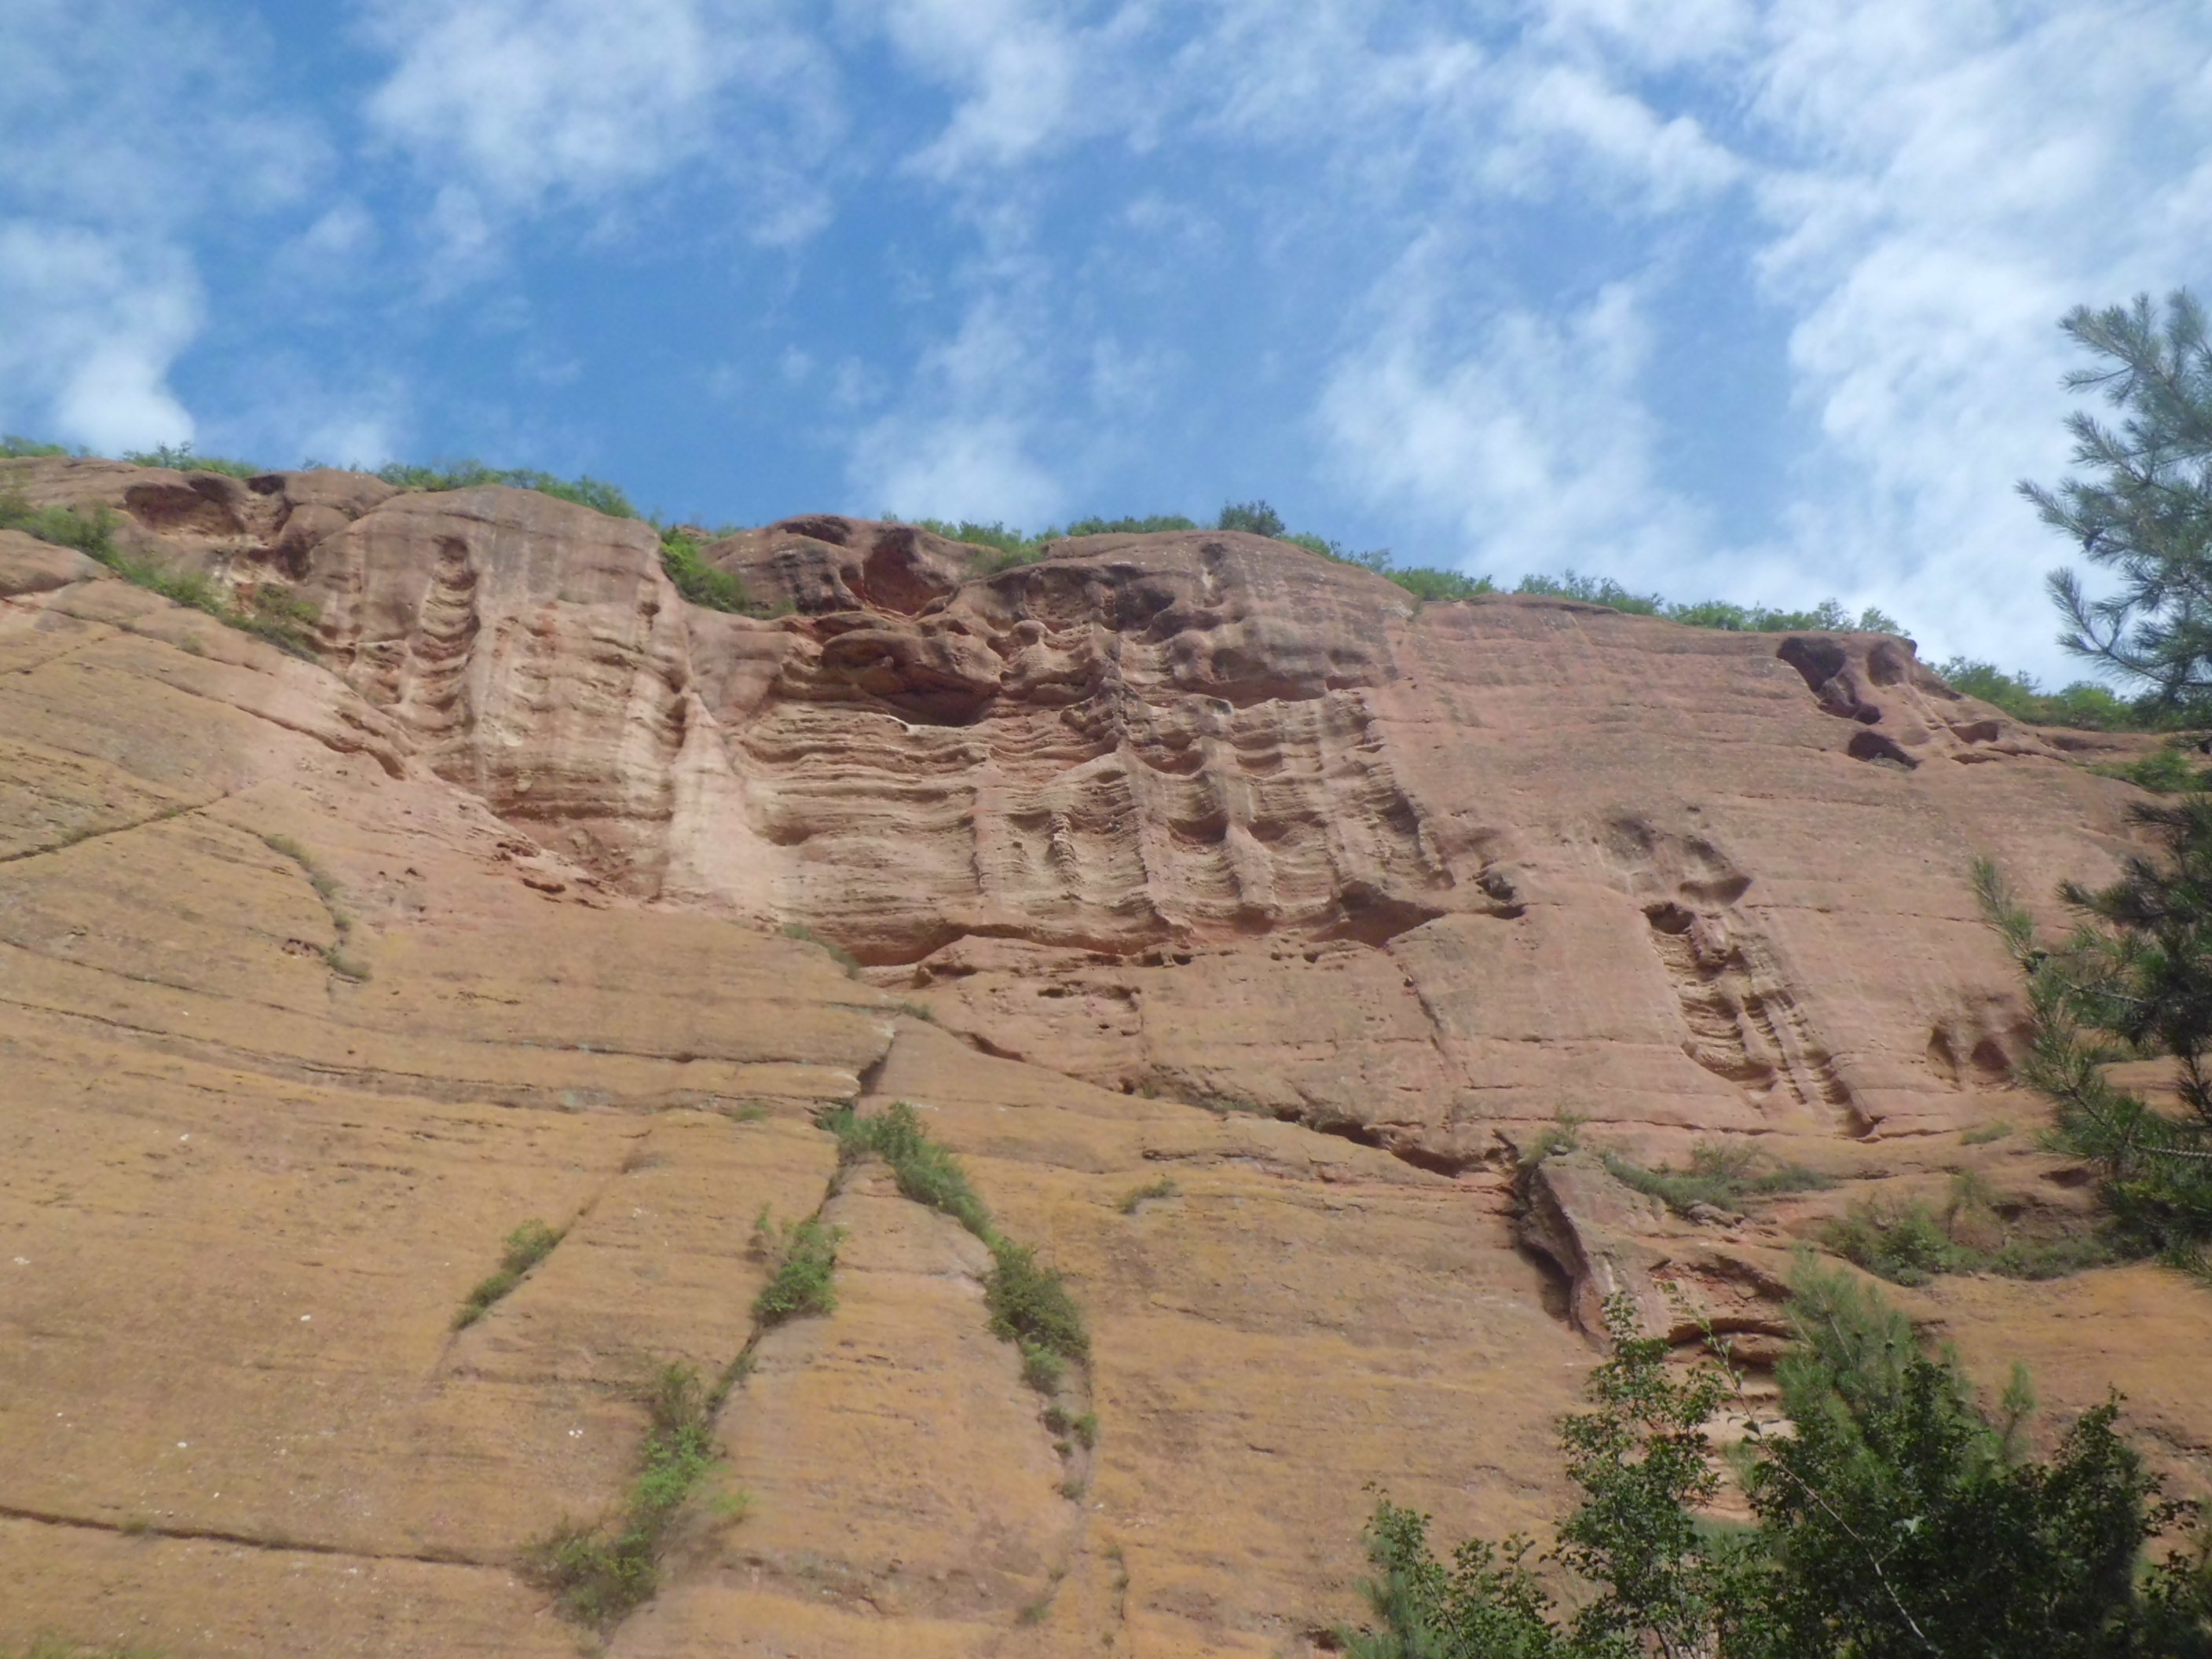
(1, 454, 2207, 1657)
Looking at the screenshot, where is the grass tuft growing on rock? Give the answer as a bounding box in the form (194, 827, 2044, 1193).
(657, 526, 763, 613)
(830, 1101, 993, 1236)
(376, 460, 638, 518)
(1117, 1175, 1178, 1214)
(987, 1240, 1090, 1364)
(779, 921, 862, 978)
(1522, 1111, 1586, 1162)
(530, 1362, 733, 1628)
(826, 1102, 1090, 1388)
(1825, 1178, 2116, 1286)
(2, 434, 79, 458)
(0, 490, 320, 654)
(1600, 1142, 1833, 1218)
(122, 442, 263, 479)
(1044, 1404, 1097, 1448)
(749, 1208, 842, 1325)
(455, 1218, 564, 1328)
(260, 833, 369, 980)
(2092, 742, 2212, 793)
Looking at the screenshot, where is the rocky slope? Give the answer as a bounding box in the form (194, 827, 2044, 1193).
(2, 454, 2207, 1657)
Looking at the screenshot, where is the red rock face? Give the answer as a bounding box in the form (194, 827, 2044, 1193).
(0, 467, 2145, 1164)
(5, 457, 2206, 1659)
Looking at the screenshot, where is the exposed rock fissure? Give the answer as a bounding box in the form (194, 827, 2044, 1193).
(0, 1503, 496, 1569)
(0, 793, 227, 865)
(0, 994, 860, 1119)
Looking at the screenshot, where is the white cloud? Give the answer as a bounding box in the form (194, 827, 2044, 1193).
(1736, 0, 2212, 675)
(0, 225, 203, 452)
(358, 0, 842, 243)
(0, 0, 325, 229)
(1321, 277, 1705, 578)
(0, 0, 323, 450)
(848, 0, 1742, 215)
(852, 415, 1064, 525)
(844, 294, 1069, 523)
(363, 0, 725, 201)
(1533, 0, 1760, 70)
(1293, 1, 2210, 676)
(854, 0, 1090, 178)
(1156, 0, 1741, 217)
(1489, 60, 1742, 210)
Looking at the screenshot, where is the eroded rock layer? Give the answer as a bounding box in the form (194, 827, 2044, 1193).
(2, 456, 2207, 1659)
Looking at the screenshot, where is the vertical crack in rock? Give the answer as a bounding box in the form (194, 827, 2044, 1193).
(1641, 901, 1863, 1135)
(1606, 818, 1867, 1138)
(394, 534, 482, 759)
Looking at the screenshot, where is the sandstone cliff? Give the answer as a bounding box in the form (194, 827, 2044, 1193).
(2, 455, 2206, 1657)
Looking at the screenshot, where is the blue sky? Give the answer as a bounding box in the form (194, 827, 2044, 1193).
(2, 0, 2207, 680)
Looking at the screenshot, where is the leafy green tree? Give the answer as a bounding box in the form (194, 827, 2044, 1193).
(2024, 290, 2212, 711)
(1749, 1269, 2183, 1658)
(1216, 499, 1287, 538)
(1936, 660, 2141, 731)
(1346, 1269, 2207, 1659)
(1979, 822, 2212, 1262)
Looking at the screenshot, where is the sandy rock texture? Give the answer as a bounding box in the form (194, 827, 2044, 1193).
(1, 460, 2208, 1657)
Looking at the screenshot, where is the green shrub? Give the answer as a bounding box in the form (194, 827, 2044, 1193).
(1346, 1267, 2211, 1659)
(236, 584, 321, 654)
(826, 1101, 1090, 1390)
(1601, 1142, 1832, 1218)
(123, 442, 262, 479)
(1216, 500, 1287, 538)
(1522, 1111, 1585, 1162)
(455, 1218, 564, 1328)
(1518, 573, 1902, 635)
(1, 434, 79, 459)
(0, 491, 118, 560)
(1020, 1340, 1067, 1392)
(1042, 1403, 1097, 1447)
(750, 1211, 842, 1325)
(1064, 513, 1199, 537)
(0, 490, 320, 654)
(986, 1239, 1088, 1365)
(1961, 1119, 2015, 1144)
(1826, 1196, 1963, 1285)
(913, 511, 1207, 572)
(530, 1362, 723, 1628)
(911, 518, 1045, 571)
(1986, 1233, 2119, 1280)
(377, 460, 638, 519)
(1517, 570, 1664, 614)
(1939, 657, 2163, 731)
(658, 527, 759, 613)
(1824, 1186, 2111, 1286)
(898, 497, 1917, 627)
(828, 1102, 994, 1238)
(1386, 566, 1495, 601)
(2094, 743, 2211, 792)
